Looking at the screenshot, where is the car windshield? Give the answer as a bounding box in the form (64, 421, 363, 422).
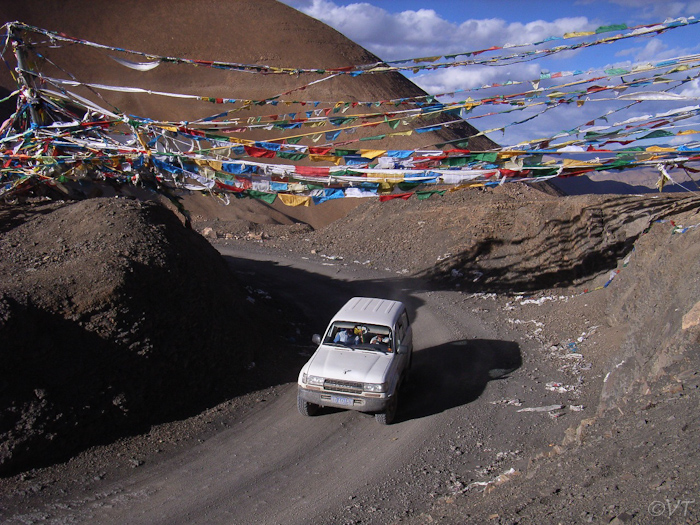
(324, 322, 393, 353)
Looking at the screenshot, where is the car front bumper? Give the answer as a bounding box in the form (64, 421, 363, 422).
(298, 386, 392, 413)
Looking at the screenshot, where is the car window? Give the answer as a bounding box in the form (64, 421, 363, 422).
(394, 315, 403, 347)
(397, 310, 411, 346)
(324, 321, 393, 352)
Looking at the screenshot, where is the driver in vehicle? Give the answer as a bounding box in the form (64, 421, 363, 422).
(370, 334, 392, 351)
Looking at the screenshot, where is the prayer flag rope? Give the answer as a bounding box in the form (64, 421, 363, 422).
(4, 17, 698, 76)
(1, 20, 700, 205)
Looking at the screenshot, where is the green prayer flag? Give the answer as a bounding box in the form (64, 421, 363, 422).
(277, 151, 307, 161)
(604, 68, 630, 76)
(641, 130, 674, 140)
(416, 190, 446, 200)
(334, 149, 357, 157)
(247, 190, 277, 204)
(473, 152, 498, 162)
(386, 119, 400, 129)
(598, 159, 633, 170)
(595, 23, 627, 34)
(443, 157, 469, 167)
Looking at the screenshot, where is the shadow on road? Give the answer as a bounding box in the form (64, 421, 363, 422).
(399, 339, 521, 422)
(220, 250, 520, 425)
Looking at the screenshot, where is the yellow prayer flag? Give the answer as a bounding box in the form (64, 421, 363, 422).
(309, 154, 342, 165)
(645, 146, 676, 153)
(378, 181, 398, 192)
(562, 158, 603, 167)
(367, 66, 393, 73)
(563, 31, 595, 38)
(359, 149, 387, 160)
(497, 151, 526, 159)
(278, 194, 312, 207)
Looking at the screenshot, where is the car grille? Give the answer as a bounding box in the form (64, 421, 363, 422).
(323, 379, 363, 394)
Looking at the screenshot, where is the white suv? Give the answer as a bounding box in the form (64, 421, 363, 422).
(297, 297, 413, 424)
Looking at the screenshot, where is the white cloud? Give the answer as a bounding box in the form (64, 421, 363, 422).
(412, 63, 541, 94)
(603, 0, 697, 19)
(679, 78, 700, 97)
(283, 1, 595, 61)
(614, 38, 673, 63)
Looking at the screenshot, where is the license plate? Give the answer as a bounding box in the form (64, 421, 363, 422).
(331, 395, 353, 406)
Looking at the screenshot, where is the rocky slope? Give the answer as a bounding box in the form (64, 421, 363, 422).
(206, 184, 700, 523)
(0, 197, 295, 474)
(0, 184, 698, 523)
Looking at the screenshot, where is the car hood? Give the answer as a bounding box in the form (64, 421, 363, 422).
(307, 345, 391, 384)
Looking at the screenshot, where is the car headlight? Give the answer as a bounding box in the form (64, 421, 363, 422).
(363, 382, 386, 393)
(303, 374, 325, 386)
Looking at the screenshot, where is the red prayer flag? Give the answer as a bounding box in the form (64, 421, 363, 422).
(215, 180, 245, 192)
(379, 192, 413, 202)
(295, 165, 330, 177)
(309, 147, 333, 155)
(244, 145, 276, 158)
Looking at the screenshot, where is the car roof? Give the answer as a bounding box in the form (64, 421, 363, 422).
(330, 297, 405, 327)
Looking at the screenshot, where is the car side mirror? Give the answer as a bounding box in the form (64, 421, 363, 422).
(397, 344, 408, 355)
(312, 334, 322, 345)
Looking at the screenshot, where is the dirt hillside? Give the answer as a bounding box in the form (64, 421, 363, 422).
(208, 184, 700, 523)
(0, 183, 698, 523)
(0, 198, 301, 474)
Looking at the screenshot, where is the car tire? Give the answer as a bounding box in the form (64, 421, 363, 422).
(375, 392, 398, 425)
(297, 393, 319, 416)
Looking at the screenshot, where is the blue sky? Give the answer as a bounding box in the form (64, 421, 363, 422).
(279, 1, 700, 147)
(281, 0, 700, 61)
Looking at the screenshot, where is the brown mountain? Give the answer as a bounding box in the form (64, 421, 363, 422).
(0, 0, 495, 151)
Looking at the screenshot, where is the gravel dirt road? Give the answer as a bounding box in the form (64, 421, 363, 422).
(0, 242, 595, 524)
(1, 188, 698, 524)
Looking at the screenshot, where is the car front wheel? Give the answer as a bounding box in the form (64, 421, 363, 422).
(297, 393, 320, 416)
(375, 392, 398, 425)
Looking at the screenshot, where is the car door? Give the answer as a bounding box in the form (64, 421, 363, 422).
(394, 309, 412, 374)
(398, 310, 413, 368)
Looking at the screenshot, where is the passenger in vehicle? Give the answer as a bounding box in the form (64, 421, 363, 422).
(353, 325, 367, 343)
(334, 328, 354, 344)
